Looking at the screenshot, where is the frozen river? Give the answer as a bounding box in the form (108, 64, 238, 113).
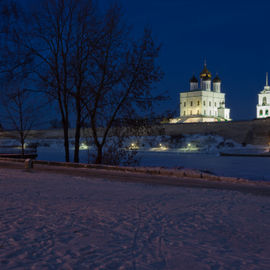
(36, 146, 270, 182)
(138, 151, 270, 182)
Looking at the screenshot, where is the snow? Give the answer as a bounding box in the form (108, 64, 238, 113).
(0, 165, 270, 269)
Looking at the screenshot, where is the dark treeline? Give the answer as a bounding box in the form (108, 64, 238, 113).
(0, 0, 163, 164)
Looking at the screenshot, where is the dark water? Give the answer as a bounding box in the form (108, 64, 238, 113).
(36, 146, 270, 182)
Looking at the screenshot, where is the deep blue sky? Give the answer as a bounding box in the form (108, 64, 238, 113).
(21, 0, 270, 120)
(116, 0, 270, 120)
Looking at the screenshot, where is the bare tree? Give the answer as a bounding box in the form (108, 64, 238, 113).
(81, 6, 163, 164)
(1, 87, 41, 155)
(69, 0, 99, 162)
(0, 0, 99, 162)
(1, 1, 164, 164)
(20, 0, 99, 163)
(26, 0, 76, 162)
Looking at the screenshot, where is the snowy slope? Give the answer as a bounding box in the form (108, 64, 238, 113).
(0, 167, 269, 269)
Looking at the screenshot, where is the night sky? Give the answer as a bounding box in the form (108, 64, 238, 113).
(21, 0, 270, 120)
(117, 0, 270, 120)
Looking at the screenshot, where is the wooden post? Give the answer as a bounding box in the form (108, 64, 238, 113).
(25, 159, 33, 169)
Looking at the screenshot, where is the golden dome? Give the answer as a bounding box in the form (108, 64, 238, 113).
(200, 63, 211, 79)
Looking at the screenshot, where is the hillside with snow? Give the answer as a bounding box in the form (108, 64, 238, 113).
(0, 164, 269, 269)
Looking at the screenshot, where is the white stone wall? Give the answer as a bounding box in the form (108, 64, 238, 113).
(201, 80, 211, 91)
(213, 82, 221, 93)
(180, 91, 225, 118)
(190, 82, 198, 90)
(257, 92, 270, 118)
(218, 107, 230, 120)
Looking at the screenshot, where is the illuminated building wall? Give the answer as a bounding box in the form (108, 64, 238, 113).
(175, 63, 230, 123)
(256, 73, 270, 119)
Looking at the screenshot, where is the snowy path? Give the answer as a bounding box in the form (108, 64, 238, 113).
(0, 167, 270, 269)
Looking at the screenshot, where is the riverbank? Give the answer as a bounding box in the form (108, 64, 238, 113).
(0, 159, 269, 196)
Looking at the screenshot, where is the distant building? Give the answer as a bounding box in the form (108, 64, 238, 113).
(256, 73, 270, 119)
(170, 63, 231, 123)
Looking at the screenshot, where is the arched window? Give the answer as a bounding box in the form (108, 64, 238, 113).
(183, 111, 186, 116)
(197, 110, 199, 115)
(266, 110, 269, 116)
(203, 101, 206, 106)
(260, 110, 263, 116)
(197, 101, 200, 106)
(263, 97, 267, 105)
(190, 101, 193, 106)
(184, 102, 186, 107)
(209, 101, 211, 106)
(204, 110, 206, 115)
(190, 111, 192, 115)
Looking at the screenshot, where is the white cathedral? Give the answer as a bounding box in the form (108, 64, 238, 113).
(256, 73, 270, 119)
(170, 63, 231, 123)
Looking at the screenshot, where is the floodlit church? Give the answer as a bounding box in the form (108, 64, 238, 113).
(256, 73, 270, 119)
(170, 63, 231, 123)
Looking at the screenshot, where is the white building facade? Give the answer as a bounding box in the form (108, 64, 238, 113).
(171, 64, 231, 123)
(256, 73, 270, 119)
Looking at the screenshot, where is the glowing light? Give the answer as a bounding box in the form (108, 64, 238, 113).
(16, 143, 27, 149)
(129, 142, 139, 150)
(79, 142, 89, 150)
(150, 143, 168, 151)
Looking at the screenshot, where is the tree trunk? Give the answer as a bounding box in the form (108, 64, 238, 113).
(95, 146, 103, 164)
(20, 135, 25, 156)
(63, 123, 69, 162)
(74, 99, 81, 163)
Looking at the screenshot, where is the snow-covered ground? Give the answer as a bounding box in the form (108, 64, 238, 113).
(0, 166, 269, 269)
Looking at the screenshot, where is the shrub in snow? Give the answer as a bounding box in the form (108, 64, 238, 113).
(88, 137, 140, 166)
